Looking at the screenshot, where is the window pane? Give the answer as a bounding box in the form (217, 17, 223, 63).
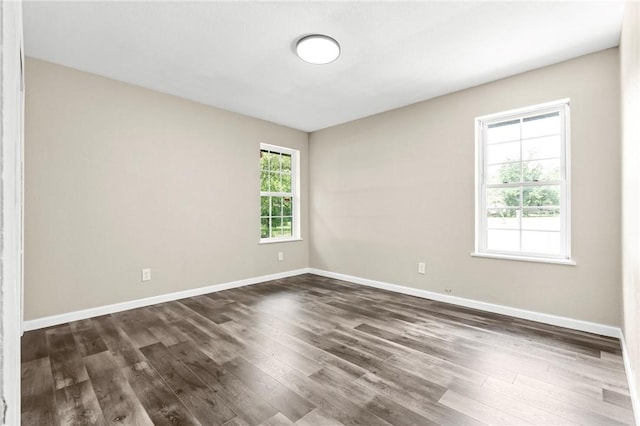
(271, 217, 282, 237)
(261, 196, 270, 217)
(264, 152, 277, 171)
(523, 185, 560, 207)
(487, 229, 520, 252)
(522, 135, 561, 160)
(487, 187, 520, 208)
(488, 162, 522, 184)
(522, 231, 561, 255)
(281, 154, 292, 172)
(269, 173, 282, 192)
(281, 172, 292, 193)
(522, 159, 560, 182)
(487, 119, 520, 144)
(271, 152, 282, 172)
(522, 112, 560, 139)
(260, 218, 270, 238)
(486, 141, 520, 165)
(283, 197, 292, 216)
(271, 196, 282, 216)
(487, 208, 519, 229)
(282, 217, 293, 237)
(260, 150, 269, 170)
(486, 165, 504, 184)
(522, 208, 560, 231)
(260, 171, 270, 192)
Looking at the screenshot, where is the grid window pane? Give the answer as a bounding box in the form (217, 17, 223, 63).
(260, 171, 270, 192)
(522, 135, 561, 160)
(282, 217, 293, 237)
(281, 172, 292, 192)
(487, 187, 520, 208)
(487, 229, 520, 252)
(522, 112, 560, 139)
(522, 208, 560, 231)
(486, 141, 520, 165)
(270, 173, 282, 192)
(487, 119, 520, 144)
(487, 162, 522, 184)
(522, 231, 561, 254)
(522, 159, 561, 182)
(260, 218, 269, 238)
(523, 185, 560, 207)
(283, 197, 292, 216)
(486, 164, 505, 184)
(487, 208, 520, 230)
(271, 196, 282, 216)
(281, 154, 292, 172)
(260, 150, 270, 170)
(271, 217, 283, 237)
(270, 152, 281, 171)
(261, 196, 270, 217)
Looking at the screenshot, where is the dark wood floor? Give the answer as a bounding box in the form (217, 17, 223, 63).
(21, 274, 635, 425)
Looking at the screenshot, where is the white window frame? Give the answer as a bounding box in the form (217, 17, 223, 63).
(259, 143, 301, 244)
(473, 99, 575, 265)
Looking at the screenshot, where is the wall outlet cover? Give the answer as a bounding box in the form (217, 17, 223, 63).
(142, 268, 151, 282)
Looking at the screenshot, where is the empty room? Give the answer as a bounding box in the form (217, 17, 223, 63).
(4, 0, 640, 425)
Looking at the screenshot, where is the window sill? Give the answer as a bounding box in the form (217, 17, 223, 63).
(259, 237, 303, 245)
(471, 252, 576, 266)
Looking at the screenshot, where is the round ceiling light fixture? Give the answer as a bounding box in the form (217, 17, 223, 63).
(296, 34, 340, 65)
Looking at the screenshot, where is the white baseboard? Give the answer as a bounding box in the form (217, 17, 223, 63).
(23, 268, 311, 331)
(308, 268, 621, 338)
(25, 267, 621, 338)
(620, 331, 640, 426)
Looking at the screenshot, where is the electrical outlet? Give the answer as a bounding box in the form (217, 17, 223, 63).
(142, 268, 151, 282)
(418, 262, 426, 274)
(278, 252, 284, 261)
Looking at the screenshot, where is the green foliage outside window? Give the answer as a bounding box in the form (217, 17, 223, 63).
(489, 161, 560, 219)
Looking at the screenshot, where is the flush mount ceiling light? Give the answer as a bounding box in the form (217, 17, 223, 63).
(296, 34, 340, 65)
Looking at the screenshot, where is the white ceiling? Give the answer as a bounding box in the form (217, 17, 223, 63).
(23, 1, 625, 132)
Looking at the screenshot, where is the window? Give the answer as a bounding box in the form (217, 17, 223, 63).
(260, 143, 300, 243)
(474, 99, 573, 264)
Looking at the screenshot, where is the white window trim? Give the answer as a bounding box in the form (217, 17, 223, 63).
(473, 99, 574, 265)
(259, 143, 301, 244)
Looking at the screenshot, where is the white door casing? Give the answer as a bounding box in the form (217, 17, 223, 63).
(1, 0, 24, 424)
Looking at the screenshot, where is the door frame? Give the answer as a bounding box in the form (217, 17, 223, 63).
(2, 0, 24, 424)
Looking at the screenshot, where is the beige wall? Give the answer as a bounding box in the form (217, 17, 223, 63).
(26, 48, 623, 329)
(621, 1, 640, 412)
(310, 49, 621, 326)
(25, 58, 309, 320)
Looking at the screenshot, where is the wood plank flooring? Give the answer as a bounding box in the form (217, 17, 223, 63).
(21, 274, 635, 425)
